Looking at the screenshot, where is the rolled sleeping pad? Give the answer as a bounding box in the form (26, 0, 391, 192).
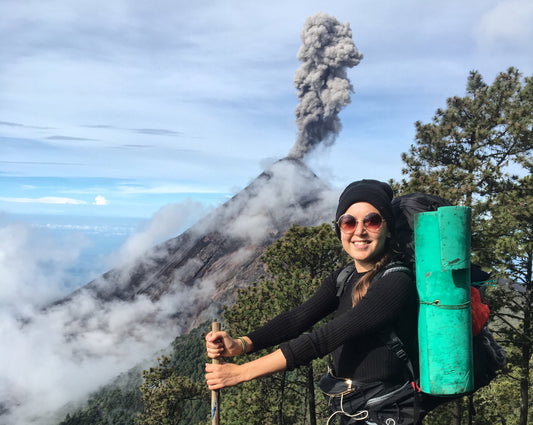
(415, 206, 474, 395)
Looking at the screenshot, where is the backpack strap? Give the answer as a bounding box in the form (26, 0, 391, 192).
(335, 261, 412, 298)
(335, 262, 421, 416)
(379, 263, 412, 278)
(376, 264, 417, 383)
(381, 329, 417, 383)
(335, 264, 356, 297)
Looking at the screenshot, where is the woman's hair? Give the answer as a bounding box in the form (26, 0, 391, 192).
(351, 238, 396, 306)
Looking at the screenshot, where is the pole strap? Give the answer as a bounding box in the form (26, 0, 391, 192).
(419, 300, 471, 310)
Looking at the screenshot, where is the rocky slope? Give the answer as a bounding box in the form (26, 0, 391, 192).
(56, 157, 337, 333)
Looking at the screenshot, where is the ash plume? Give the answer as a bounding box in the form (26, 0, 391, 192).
(289, 12, 363, 159)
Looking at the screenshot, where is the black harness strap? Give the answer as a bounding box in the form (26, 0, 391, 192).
(335, 262, 411, 297)
(335, 264, 355, 296)
(335, 263, 418, 381)
(334, 261, 422, 422)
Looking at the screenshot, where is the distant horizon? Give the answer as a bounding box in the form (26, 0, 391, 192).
(1, 213, 146, 292)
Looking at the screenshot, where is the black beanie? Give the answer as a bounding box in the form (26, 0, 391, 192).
(335, 179, 394, 238)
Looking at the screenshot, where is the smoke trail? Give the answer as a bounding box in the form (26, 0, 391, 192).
(289, 12, 363, 159)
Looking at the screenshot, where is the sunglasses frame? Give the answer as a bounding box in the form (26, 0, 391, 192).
(336, 212, 384, 234)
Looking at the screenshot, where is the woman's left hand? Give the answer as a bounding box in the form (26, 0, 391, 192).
(205, 349, 287, 390)
(205, 362, 247, 390)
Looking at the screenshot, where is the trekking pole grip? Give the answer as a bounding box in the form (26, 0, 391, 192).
(211, 321, 221, 425)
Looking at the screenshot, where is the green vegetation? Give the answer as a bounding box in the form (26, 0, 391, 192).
(58, 326, 211, 425)
(59, 366, 144, 425)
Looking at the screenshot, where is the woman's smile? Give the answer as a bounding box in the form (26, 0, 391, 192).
(351, 239, 371, 248)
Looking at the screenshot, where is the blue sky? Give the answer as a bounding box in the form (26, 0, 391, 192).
(1, 0, 533, 219)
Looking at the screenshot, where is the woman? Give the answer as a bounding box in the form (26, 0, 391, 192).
(205, 180, 422, 424)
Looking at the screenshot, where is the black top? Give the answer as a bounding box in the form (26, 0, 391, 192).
(247, 266, 418, 384)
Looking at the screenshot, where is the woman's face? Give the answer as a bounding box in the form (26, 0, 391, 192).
(339, 202, 390, 272)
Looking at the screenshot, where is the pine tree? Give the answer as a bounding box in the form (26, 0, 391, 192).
(136, 355, 209, 425)
(474, 175, 533, 425)
(397, 68, 532, 425)
(400, 67, 532, 207)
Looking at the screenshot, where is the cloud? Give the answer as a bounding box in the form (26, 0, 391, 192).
(111, 199, 208, 267)
(0, 120, 52, 130)
(0, 207, 216, 425)
(0, 197, 86, 205)
(0, 281, 214, 425)
(130, 128, 183, 136)
(0, 218, 90, 307)
(46, 135, 97, 142)
(93, 195, 108, 205)
(120, 144, 155, 149)
(0, 160, 83, 166)
(117, 182, 227, 195)
(209, 159, 337, 244)
(476, 0, 533, 48)
(79, 125, 183, 137)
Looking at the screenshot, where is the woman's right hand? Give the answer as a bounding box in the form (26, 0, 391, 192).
(205, 331, 243, 359)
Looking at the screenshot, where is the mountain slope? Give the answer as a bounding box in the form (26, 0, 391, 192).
(58, 157, 336, 331)
(0, 158, 339, 425)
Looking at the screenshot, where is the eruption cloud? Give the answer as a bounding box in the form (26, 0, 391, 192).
(289, 12, 363, 159)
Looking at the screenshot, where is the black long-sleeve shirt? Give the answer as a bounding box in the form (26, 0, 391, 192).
(247, 266, 418, 384)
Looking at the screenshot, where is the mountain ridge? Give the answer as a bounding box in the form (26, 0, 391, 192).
(0, 157, 339, 425)
(55, 157, 337, 333)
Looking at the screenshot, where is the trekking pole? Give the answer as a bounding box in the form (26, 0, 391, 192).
(211, 321, 221, 425)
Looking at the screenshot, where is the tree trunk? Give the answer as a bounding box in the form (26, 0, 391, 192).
(452, 398, 463, 425)
(279, 371, 286, 425)
(307, 365, 317, 425)
(518, 337, 531, 425)
(467, 394, 474, 425)
(519, 253, 532, 425)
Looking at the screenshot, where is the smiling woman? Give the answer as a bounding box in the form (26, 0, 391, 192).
(205, 179, 424, 425)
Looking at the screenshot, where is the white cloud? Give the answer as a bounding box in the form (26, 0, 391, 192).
(93, 195, 108, 205)
(476, 0, 533, 48)
(2, 0, 532, 193)
(0, 219, 89, 306)
(111, 199, 208, 267)
(0, 210, 216, 425)
(0, 197, 86, 205)
(117, 183, 229, 195)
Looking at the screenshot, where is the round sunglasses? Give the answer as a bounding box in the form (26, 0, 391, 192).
(336, 212, 384, 234)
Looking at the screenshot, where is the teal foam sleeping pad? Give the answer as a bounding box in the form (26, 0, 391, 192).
(415, 206, 474, 395)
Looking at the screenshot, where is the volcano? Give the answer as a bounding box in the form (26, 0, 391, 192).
(2, 158, 343, 425)
(56, 157, 337, 333)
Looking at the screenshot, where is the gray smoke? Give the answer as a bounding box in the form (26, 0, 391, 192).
(289, 12, 363, 159)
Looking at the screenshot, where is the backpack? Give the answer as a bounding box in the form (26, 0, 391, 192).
(391, 192, 451, 270)
(335, 193, 506, 407)
(391, 192, 506, 392)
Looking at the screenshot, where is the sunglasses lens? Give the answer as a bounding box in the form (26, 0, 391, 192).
(338, 214, 356, 232)
(338, 213, 384, 233)
(364, 213, 383, 231)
